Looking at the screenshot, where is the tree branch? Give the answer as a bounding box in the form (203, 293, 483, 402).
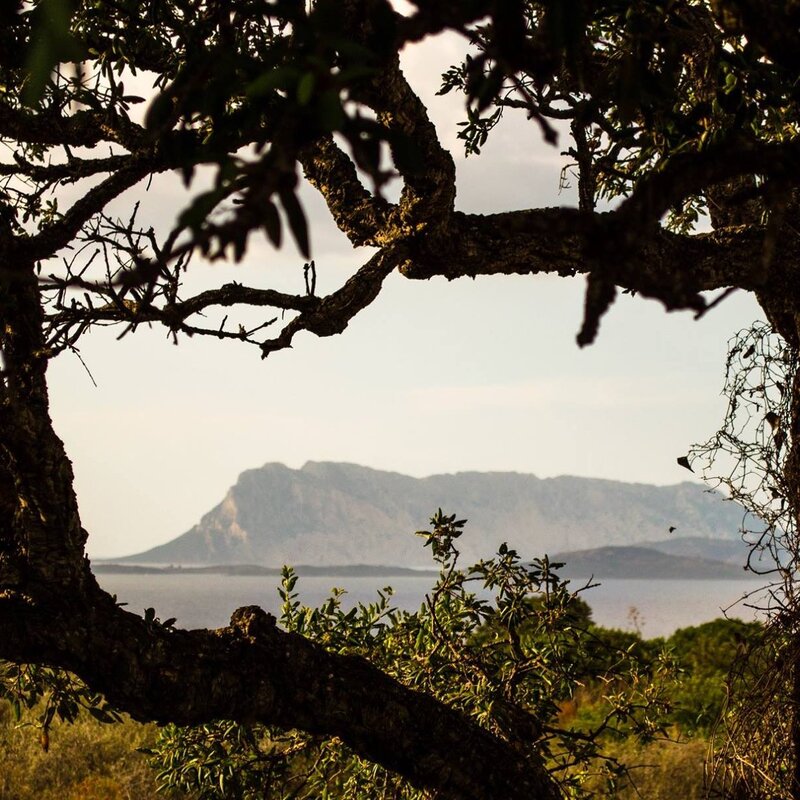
(0, 103, 145, 150)
(21, 160, 162, 262)
(346, 1, 457, 229)
(260, 249, 400, 357)
(0, 152, 134, 183)
(300, 136, 392, 247)
(399, 207, 772, 301)
(44, 281, 319, 352)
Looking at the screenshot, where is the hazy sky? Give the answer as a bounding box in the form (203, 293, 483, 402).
(44, 29, 763, 558)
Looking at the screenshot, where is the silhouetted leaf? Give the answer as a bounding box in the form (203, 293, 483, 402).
(279, 186, 310, 258)
(24, 0, 86, 105)
(145, 91, 176, 132)
(765, 411, 780, 431)
(262, 199, 282, 248)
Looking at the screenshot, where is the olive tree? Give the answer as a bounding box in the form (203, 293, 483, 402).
(2, 1, 800, 798)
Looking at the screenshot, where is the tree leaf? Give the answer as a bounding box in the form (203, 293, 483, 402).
(279, 187, 310, 258)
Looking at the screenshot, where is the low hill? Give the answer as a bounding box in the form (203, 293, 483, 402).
(640, 536, 747, 564)
(639, 535, 777, 570)
(115, 462, 747, 567)
(551, 545, 751, 580)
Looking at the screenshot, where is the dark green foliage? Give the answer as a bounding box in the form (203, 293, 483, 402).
(666, 618, 762, 734)
(572, 618, 764, 741)
(146, 513, 683, 799)
(23, 0, 85, 105)
(0, 662, 122, 743)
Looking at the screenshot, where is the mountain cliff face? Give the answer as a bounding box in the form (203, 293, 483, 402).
(119, 462, 747, 566)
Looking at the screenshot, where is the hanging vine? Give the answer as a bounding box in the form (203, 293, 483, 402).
(687, 322, 800, 798)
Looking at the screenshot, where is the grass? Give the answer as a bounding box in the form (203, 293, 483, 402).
(595, 737, 711, 799)
(0, 701, 169, 800)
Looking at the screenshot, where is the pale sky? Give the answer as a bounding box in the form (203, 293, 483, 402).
(43, 29, 763, 559)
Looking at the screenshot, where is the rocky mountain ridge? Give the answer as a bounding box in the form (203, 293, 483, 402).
(117, 461, 749, 567)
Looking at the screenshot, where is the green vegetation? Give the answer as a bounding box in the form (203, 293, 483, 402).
(1, 514, 762, 799)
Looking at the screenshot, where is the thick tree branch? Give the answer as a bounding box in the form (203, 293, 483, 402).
(0, 152, 133, 183)
(399, 207, 776, 304)
(0, 273, 88, 591)
(0, 103, 145, 150)
(346, 1, 457, 230)
(300, 135, 392, 247)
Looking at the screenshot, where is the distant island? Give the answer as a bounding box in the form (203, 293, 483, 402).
(93, 563, 438, 577)
(96, 544, 762, 581)
(551, 545, 754, 580)
(109, 462, 753, 573)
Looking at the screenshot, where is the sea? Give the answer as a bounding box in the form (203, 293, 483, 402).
(96, 573, 770, 639)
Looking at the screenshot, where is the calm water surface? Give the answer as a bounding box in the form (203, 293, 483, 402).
(97, 573, 768, 638)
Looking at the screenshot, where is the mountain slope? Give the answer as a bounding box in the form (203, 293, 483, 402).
(118, 462, 747, 566)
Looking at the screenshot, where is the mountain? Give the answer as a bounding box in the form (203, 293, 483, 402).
(115, 461, 749, 567)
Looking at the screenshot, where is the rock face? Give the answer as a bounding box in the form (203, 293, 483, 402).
(118, 461, 747, 566)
